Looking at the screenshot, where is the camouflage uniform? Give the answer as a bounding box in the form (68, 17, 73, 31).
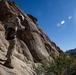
(4, 15, 25, 68)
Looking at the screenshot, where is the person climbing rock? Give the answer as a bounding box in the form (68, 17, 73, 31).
(4, 14, 25, 69)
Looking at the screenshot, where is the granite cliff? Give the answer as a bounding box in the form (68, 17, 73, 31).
(0, 0, 62, 75)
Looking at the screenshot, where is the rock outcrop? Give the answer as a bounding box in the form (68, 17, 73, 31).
(0, 0, 62, 75)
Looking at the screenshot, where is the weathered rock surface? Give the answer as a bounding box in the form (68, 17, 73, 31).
(0, 0, 62, 75)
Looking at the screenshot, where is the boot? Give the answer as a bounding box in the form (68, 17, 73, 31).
(4, 60, 14, 69)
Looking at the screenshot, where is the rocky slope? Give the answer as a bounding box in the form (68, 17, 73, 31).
(0, 0, 62, 75)
(66, 48, 76, 55)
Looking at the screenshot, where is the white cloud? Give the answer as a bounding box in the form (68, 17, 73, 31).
(57, 16, 72, 27)
(57, 20, 65, 27)
(68, 16, 72, 19)
(61, 20, 65, 24)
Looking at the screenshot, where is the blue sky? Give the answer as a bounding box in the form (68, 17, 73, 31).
(14, 0, 76, 52)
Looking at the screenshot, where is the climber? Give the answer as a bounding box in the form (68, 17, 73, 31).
(4, 14, 25, 69)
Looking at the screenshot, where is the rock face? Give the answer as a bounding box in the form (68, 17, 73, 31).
(0, 0, 62, 75)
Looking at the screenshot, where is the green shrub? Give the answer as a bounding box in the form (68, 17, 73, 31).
(33, 53, 76, 75)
